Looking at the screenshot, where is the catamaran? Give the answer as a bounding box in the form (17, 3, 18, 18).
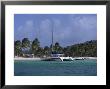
(43, 20, 74, 61)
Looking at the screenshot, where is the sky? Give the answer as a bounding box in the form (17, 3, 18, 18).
(14, 14, 97, 47)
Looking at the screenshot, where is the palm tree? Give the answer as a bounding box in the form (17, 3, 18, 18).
(31, 38, 40, 56)
(44, 46, 50, 57)
(22, 38, 30, 54)
(54, 42, 62, 53)
(37, 47, 44, 57)
(14, 40, 22, 57)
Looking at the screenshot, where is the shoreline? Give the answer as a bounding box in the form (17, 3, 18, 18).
(14, 57, 42, 61)
(14, 57, 97, 61)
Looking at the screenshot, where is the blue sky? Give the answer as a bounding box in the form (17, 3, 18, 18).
(14, 14, 97, 47)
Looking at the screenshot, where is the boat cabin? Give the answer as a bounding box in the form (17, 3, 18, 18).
(51, 52, 64, 57)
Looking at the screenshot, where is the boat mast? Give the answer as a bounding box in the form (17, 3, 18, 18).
(52, 20, 54, 52)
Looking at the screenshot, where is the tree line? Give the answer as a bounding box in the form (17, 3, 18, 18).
(14, 38, 97, 57)
(63, 40, 97, 57)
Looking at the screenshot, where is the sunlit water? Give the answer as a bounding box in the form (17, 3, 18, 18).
(14, 59, 97, 76)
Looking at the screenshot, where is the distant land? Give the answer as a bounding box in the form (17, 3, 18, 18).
(64, 40, 97, 57)
(14, 39, 97, 58)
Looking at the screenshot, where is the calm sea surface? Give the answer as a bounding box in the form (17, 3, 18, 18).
(14, 59, 97, 76)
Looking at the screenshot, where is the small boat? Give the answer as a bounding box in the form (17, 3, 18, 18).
(43, 52, 73, 61)
(42, 52, 74, 61)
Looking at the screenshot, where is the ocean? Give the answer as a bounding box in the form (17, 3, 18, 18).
(14, 59, 97, 76)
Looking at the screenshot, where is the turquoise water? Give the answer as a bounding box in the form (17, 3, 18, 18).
(14, 59, 97, 76)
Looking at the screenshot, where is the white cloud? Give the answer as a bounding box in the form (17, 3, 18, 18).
(53, 19, 61, 27)
(17, 25, 23, 31)
(70, 14, 97, 30)
(26, 20, 33, 27)
(15, 20, 36, 41)
(40, 19, 51, 30)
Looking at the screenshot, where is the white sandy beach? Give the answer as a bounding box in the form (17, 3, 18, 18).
(14, 57, 97, 61)
(14, 57, 42, 61)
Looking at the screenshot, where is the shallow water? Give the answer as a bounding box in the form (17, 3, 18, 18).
(14, 59, 97, 76)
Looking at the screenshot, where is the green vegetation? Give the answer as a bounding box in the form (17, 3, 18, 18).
(14, 38, 97, 57)
(63, 40, 97, 57)
(31, 38, 40, 56)
(14, 40, 22, 56)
